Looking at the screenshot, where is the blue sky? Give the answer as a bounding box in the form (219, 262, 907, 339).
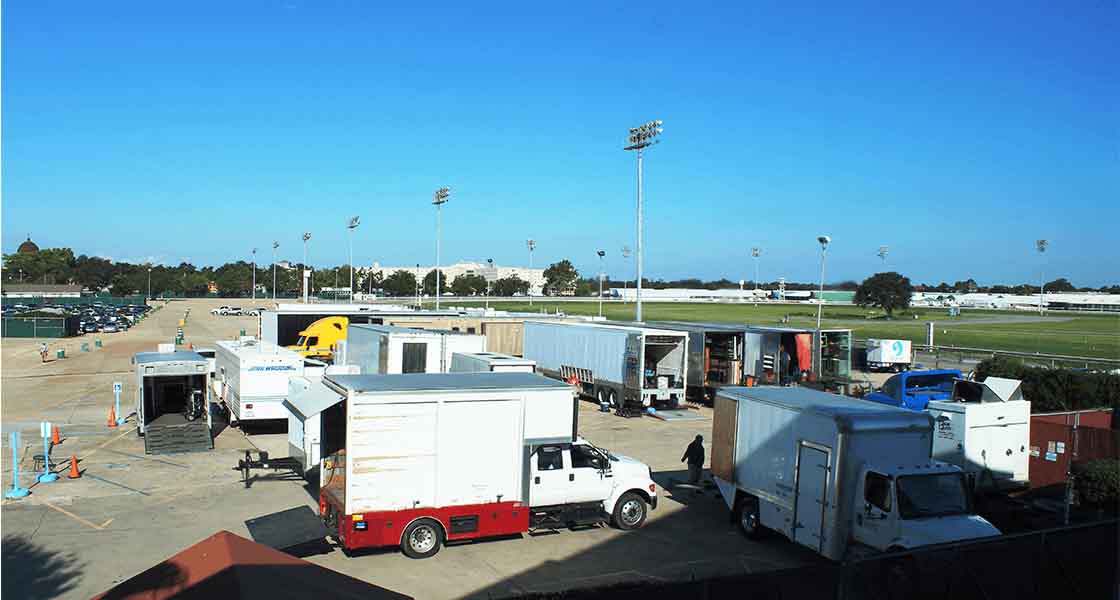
(3, 1, 1117, 286)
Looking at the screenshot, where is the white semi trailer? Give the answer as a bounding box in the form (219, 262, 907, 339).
(523, 321, 688, 410)
(214, 338, 306, 423)
(711, 386, 999, 561)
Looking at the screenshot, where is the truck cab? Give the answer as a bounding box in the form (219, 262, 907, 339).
(287, 316, 348, 361)
(528, 438, 657, 530)
(851, 462, 999, 554)
(865, 369, 962, 410)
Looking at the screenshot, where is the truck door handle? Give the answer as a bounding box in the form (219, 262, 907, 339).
(534, 476, 540, 484)
(569, 474, 575, 482)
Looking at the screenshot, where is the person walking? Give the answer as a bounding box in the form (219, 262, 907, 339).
(39, 342, 49, 363)
(681, 434, 705, 488)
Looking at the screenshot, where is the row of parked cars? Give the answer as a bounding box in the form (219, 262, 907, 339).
(77, 303, 151, 334)
(210, 305, 261, 316)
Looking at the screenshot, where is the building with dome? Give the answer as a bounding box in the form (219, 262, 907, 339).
(17, 236, 39, 254)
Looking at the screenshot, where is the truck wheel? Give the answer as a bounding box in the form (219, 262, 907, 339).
(401, 518, 442, 559)
(608, 390, 619, 409)
(737, 497, 763, 539)
(596, 388, 608, 406)
(612, 492, 647, 530)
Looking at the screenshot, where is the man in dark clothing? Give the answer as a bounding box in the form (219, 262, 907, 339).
(779, 345, 792, 386)
(681, 435, 705, 486)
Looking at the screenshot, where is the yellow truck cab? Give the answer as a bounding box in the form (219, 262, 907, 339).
(287, 316, 348, 361)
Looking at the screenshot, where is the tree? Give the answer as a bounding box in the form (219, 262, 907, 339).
(492, 275, 529, 297)
(451, 274, 487, 296)
(382, 270, 417, 297)
(422, 269, 448, 296)
(1045, 278, 1075, 292)
(855, 272, 913, 317)
(953, 279, 978, 293)
(543, 260, 579, 296)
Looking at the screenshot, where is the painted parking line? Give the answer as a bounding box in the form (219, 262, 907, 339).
(43, 501, 114, 530)
(83, 473, 150, 496)
(100, 448, 189, 469)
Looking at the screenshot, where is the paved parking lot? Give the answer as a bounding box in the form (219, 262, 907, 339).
(2, 299, 823, 599)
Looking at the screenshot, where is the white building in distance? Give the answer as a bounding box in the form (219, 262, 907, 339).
(364, 261, 546, 295)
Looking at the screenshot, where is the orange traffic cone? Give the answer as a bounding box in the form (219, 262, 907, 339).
(67, 456, 80, 479)
(107, 406, 118, 428)
(188, 343, 193, 350)
(51, 424, 62, 446)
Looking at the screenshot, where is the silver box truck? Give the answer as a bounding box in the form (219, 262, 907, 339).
(711, 386, 999, 561)
(523, 321, 688, 410)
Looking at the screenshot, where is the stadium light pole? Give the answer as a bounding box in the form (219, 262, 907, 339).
(251, 248, 257, 301)
(272, 242, 279, 301)
(621, 246, 631, 301)
(816, 236, 831, 331)
(486, 258, 494, 310)
(147, 267, 152, 300)
(624, 119, 663, 322)
(1036, 239, 1048, 316)
(597, 250, 606, 317)
(432, 188, 450, 310)
(301, 232, 312, 303)
(348, 216, 360, 301)
(751, 247, 761, 290)
(527, 239, 536, 306)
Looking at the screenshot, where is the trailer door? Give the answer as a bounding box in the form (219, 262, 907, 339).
(793, 444, 830, 552)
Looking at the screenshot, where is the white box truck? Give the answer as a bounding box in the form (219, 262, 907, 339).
(927, 377, 1031, 492)
(345, 324, 486, 375)
(214, 338, 305, 423)
(315, 372, 658, 558)
(866, 338, 912, 372)
(450, 351, 536, 374)
(523, 321, 688, 410)
(710, 386, 999, 561)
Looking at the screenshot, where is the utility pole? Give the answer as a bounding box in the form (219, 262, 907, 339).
(272, 241, 279, 301)
(816, 236, 831, 331)
(624, 120, 663, 322)
(527, 239, 536, 306)
(432, 187, 450, 310)
(348, 216, 360, 302)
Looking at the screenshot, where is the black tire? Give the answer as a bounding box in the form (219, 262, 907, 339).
(612, 492, 648, 530)
(596, 387, 608, 406)
(737, 497, 764, 539)
(608, 390, 619, 409)
(401, 518, 443, 559)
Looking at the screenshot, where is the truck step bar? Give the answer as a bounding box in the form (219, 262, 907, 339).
(529, 502, 609, 530)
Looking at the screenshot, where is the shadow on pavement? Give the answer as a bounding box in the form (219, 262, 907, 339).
(2, 535, 85, 600)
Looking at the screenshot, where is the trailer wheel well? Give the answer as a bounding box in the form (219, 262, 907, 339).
(622, 488, 652, 506)
(399, 515, 446, 546)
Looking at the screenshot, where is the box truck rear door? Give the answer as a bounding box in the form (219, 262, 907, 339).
(793, 444, 830, 552)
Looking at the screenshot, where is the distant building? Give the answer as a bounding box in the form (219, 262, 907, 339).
(2, 284, 83, 298)
(365, 261, 546, 295)
(16, 236, 39, 254)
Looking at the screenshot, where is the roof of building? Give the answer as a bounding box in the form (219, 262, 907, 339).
(91, 530, 410, 600)
(717, 386, 931, 433)
(134, 351, 207, 365)
(16, 236, 39, 254)
(326, 372, 569, 394)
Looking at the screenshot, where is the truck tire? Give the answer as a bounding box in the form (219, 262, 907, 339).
(401, 518, 443, 559)
(608, 390, 619, 409)
(612, 492, 648, 530)
(597, 387, 608, 406)
(737, 497, 764, 539)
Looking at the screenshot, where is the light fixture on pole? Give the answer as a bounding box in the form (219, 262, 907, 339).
(624, 119, 663, 322)
(251, 248, 258, 301)
(1036, 239, 1048, 316)
(272, 242, 279, 301)
(486, 258, 494, 310)
(348, 216, 360, 302)
(597, 250, 606, 317)
(432, 187, 450, 310)
(816, 236, 831, 331)
(526, 239, 536, 306)
(621, 246, 631, 300)
(301, 232, 312, 303)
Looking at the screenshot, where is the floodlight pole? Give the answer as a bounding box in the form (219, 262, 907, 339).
(597, 250, 605, 317)
(251, 248, 257, 301)
(147, 267, 152, 300)
(816, 236, 830, 331)
(348, 217, 360, 302)
(432, 188, 450, 310)
(272, 242, 279, 301)
(486, 258, 494, 310)
(527, 240, 536, 306)
(1037, 239, 1048, 316)
(302, 232, 311, 303)
(624, 120, 662, 322)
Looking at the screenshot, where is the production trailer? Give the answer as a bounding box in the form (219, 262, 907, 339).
(711, 386, 999, 561)
(315, 373, 658, 558)
(450, 351, 536, 373)
(133, 350, 213, 455)
(345, 324, 486, 375)
(648, 321, 746, 402)
(742, 326, 853, 385)
(865, 339, 912, 372)
(214, 338, 307, 423)
(523, 321, 688, 410)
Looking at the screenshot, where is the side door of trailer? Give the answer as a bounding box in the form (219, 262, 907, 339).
(793, 442, 830, 552)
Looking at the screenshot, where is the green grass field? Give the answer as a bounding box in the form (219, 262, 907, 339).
(456, 301, 1120, 359)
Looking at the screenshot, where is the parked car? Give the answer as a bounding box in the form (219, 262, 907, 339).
(100, 323, 119, 333)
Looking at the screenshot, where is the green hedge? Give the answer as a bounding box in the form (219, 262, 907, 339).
(1074, 459, 1120, 507)
(975, 356, 1120, 414)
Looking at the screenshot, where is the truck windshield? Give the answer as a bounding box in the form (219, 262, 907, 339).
(295, 336, 307, 347)
(896, 473, 970, 519)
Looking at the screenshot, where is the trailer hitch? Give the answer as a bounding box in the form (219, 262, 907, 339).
(236, 450, 303, 489)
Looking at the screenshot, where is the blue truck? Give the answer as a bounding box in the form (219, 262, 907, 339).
(864, 369, 962, 410)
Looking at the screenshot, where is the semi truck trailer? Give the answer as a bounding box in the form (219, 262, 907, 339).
(711, 386, 999, 561)
(214, 338, 307, 423)
(133, 350, 213, 454)
(523, 321, 688, 410)
(315, 372, 658, 558)
(648, 321, 746, 402)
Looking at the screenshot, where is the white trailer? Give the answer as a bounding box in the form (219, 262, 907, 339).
(133, 350, 212, 454)
(866, 339, 912, 372)
(450, 351, 536, 374)
(711, 386, 999, 561)
(928, 377, 1031, 492)
(316, 372, 658, 558)
(214, 338, 305, 423)
(345, 324, 486, 375)
(523, 321, 688, 410)
(283, 367, 359, 477)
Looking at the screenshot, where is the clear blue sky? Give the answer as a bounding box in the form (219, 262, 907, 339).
(3, 1, 1117, 286)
